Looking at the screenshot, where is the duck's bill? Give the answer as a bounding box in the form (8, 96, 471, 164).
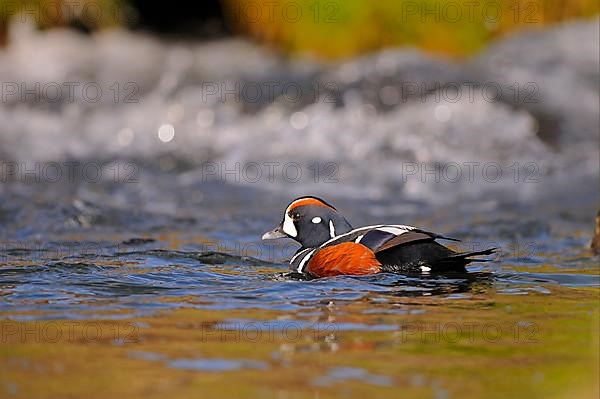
(262, 226, 287, 240)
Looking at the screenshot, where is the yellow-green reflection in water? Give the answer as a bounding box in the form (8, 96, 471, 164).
(1, 285, 598, 398)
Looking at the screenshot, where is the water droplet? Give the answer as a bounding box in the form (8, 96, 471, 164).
(434, 105, 452, 122)
(290, 111, 309, 130)
(196, 109, 215, 128)
(117, 127, 134, 146)
(158, 124, 175, 142)
(167, 104, 184, 122)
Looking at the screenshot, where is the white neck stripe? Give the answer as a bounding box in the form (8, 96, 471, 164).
(291, 247, 312, 264)
(297, 249, 316, 272)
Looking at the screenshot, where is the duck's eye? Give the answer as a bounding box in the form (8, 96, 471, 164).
(292, 213, 301, 221)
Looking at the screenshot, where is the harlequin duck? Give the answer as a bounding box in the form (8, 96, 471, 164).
(262, 196, 495, 278)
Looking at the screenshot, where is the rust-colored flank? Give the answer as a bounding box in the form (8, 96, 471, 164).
(307, 242, 382, 277)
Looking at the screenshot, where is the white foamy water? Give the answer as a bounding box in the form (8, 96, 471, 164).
(0, 19, 598, 203)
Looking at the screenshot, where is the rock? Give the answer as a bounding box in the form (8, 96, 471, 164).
(592, 210, 600, 254)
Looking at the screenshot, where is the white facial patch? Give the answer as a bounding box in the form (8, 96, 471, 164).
(311, 216, 322, 224)
(282, 213, 298, 237)
(329, 220, 336, 238)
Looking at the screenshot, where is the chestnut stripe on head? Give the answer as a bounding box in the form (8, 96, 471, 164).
(287, 197, 336, 212)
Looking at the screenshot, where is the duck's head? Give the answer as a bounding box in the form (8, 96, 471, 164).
(262, 196, 353, 248)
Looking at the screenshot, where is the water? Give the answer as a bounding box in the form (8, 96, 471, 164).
(0, 186, 598, 396)
(0, 19, 599, 399)
(1, 183, 597, 318)
(0, 20, 598, 202)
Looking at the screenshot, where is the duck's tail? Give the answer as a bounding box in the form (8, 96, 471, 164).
(436, 247, 497, 268)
